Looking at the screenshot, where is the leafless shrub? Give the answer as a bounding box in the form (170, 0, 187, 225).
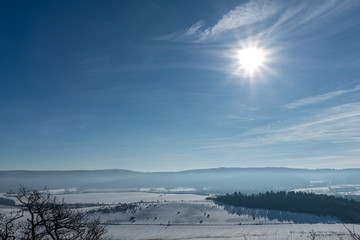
(308, 229, 316, 240)
(0, 210, 23, 240)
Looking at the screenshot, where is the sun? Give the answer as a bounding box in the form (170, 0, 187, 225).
(236, 47, 265, 77)
(226, 42, 273, 80)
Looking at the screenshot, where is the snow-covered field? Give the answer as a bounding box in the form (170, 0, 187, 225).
(54, 191, 206, 204)
(92, 201, 340, 225)
(2, 191, 360, 239)
(293, 184, 360, 196)
(106, 223, 360, 240)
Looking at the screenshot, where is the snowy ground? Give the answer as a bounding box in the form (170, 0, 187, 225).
(293, 184, 360, 196)
(2, 191, 360, 239)
(54, 191, 206, 204)
(92, 201, 340, 225)
(106, 223, 360, 240)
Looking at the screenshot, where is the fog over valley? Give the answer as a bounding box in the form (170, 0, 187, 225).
(1, 168, 360, 196)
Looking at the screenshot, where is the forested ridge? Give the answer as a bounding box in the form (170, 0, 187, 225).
(210, 191, 360, 223)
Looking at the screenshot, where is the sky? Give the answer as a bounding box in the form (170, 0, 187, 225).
(1, 0, 360, 171)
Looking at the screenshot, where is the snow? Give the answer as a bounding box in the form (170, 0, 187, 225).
(293, 184, 360, 196)
(80, 191, 359, 239)
(106, 224, 360, 240)
(54, 192, 206, 204)
(94, 201, 257, 225)
(2, 191, 360, 239)
(169, 187, 197, 192)
(293, 187, 330, 194)
(93, 201, 340, 226)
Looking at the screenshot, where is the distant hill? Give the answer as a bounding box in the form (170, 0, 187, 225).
(1, 167, 360, 193)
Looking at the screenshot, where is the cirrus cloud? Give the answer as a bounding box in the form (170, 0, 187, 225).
(160, 0, 359, 43)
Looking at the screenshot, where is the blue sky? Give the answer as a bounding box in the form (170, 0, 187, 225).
(1, 0, 360, 171)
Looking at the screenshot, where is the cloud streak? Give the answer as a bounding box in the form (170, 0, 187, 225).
(160, 0, 278, 42)
(284, 85, 360, 109)
(161, 0, 359, 43)
(198, 1, 278, 41)
(197, 101, 360, 149)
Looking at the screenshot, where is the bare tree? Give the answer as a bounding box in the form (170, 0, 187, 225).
(4, 187, 108, 240)
(0, 210, 23, 240)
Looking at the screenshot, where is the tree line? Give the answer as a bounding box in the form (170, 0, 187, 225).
(0, 198, 15, 206)
(209, 191, 360, 223)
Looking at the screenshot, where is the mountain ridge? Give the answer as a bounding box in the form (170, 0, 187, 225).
(2, 167, 360, 174)
(1, 167, 360, 193)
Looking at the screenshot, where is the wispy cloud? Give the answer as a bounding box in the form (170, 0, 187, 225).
(197, 101, 360, 149)
(160, 0, 359, 43)
(160, 0, 278, 42)
(284, 85, 360, 109)
(185, 20, 205, 36)
(246, 101, 360, 144)
(260, 0, 356, 39)
(198, 1, 278, 41)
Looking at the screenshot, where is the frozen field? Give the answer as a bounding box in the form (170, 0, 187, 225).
(106, 223, 360, 240)
(1, 191, 206, 205)
(1, 191, 360, 239)
(93, 201, 340, 225)
(293, 184, 360, 196)
(77, 192, 359, 239)
(54, 191, 207, 204)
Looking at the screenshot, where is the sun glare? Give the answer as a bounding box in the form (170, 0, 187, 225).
(236, 47, 265, 77)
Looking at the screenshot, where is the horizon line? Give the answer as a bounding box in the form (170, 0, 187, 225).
(1, 166, 359, 173)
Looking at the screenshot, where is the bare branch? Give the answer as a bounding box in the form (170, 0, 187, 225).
(344, 224, 360, 240)
(3, 187, 109, 240)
